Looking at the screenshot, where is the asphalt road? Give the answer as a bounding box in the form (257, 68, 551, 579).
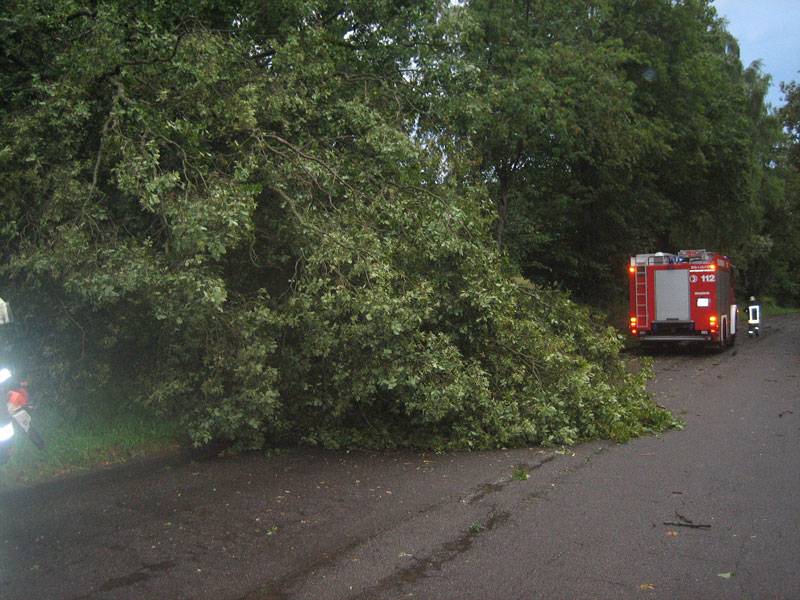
(1, 315, 798, 600)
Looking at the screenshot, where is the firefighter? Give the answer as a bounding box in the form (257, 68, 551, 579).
(747, 296, 761, 337)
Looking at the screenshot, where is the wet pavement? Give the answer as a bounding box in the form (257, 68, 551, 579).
(1, 315, 798, 600)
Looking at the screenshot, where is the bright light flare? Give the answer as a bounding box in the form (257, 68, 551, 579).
(0, 422, 14, 442)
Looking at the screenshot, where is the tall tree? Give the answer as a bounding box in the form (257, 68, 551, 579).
(431, 0, 649, 302)
(751, 79, 800, 304)
(606, 0, 776, 265)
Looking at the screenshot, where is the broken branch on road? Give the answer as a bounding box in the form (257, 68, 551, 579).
(663, 511, 711, 529)
(663, 521, 711, 529)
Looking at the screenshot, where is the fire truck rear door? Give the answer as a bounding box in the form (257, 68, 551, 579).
(655, 269, 690, 320)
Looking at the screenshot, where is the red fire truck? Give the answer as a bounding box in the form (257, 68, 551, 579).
(628, 249, 737, 347)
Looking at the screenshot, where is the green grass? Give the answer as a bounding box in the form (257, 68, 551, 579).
(512, 466, 530, 481)
(759, 296, 800, 317)
(0, 401, 181, 489)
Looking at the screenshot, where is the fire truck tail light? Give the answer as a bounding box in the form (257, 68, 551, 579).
(628, 266, 635, 274)
(709, 315, 718, 332)
(629, 317, 638, 335)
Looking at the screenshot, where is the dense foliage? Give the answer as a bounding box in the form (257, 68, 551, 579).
(1, 0, 794, 449)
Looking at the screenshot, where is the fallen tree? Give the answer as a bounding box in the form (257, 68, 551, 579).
(0, 1, 674, 449)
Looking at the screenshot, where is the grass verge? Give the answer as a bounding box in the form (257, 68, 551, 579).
(760, 296, 800, 317)
(0, 401, 181, 490)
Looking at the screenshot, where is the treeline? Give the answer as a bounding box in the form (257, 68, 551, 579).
(0, 1, 795, 448)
